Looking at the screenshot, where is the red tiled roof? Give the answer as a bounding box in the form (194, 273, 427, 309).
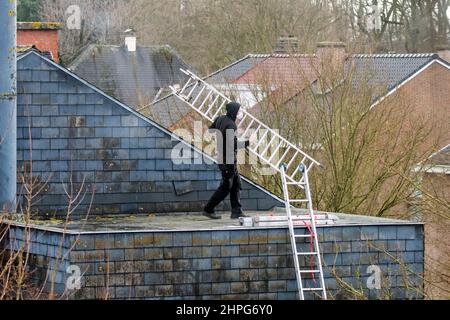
(233, 55, 319, 105)
(234, 55, 319, 88)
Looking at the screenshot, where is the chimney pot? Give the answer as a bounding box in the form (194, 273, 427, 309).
(124, 29, 137, 52)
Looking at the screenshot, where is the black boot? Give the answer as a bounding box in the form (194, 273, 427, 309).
(230, 212, 248, 219)
(202, 211, 222, 220)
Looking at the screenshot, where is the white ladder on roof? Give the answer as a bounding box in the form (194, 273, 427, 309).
(169, 69, 327, 300)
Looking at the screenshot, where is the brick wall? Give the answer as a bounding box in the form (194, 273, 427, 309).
(421, 173, 450, 299)
(7, 223, 424, 300)
(380, 62, 450, 150)
(18, 30, 59, 62)
(16, 51, 282, 217)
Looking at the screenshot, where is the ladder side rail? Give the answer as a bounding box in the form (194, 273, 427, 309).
(280, 165, 305, 300)
(303, 167, 327, 300)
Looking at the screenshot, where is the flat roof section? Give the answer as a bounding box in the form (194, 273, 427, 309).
(4, 207, 420, 235)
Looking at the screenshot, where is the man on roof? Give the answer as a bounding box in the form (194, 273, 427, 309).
(203, 102, 250, 220)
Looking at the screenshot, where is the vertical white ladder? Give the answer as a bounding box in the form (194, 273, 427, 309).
(280, 163, 327, 300)
(169, 69, 327, 300)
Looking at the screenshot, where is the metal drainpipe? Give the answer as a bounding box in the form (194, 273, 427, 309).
(0, 0, 17, 213)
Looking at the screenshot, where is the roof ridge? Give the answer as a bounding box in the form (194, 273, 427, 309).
(248, 53, 316, 58)
(79, 43, 172, 49)
(68, 43, 97, 70)
(352, 53, 437, 58)
(68, 43, 186, 71)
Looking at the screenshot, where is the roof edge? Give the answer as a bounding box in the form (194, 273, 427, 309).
(248, 53, 316, 58)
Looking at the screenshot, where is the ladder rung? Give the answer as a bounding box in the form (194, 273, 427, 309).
(186, 80, 200, 99)
(275, 146, 291, 168)
(190, 85, 206, 105)
(285, 151, 299, 171)
(299, 270, 321, 273)
(179, 77, 193, 94)
(289, 199, 308, 203)
(211, 101, 227, 120)
(236, 113, 248, 128)
(286, 181, 305, 185)
(252, 129, 269, 151)
(297, 252, 318, 256)
(267, 144, 282, 163)
(294, 234, 313, 238)
(302, 288, 323, 292)
(247, 123, 261, 139)
(204, 95, 220, 116)
(197, 90, 213, 110)
(241, 119, 255, 138)
(261, 134, 276, 157)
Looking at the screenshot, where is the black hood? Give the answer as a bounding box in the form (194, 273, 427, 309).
(226, 102, 241, 121)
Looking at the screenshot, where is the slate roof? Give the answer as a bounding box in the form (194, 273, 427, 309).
(235, 55, 318, 91)
(69, 44, 191, 109)
(207, 55, 267, 84)
(347, 53, 439, 92)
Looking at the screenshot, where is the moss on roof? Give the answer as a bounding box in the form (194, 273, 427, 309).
(17, 21, 63, 30)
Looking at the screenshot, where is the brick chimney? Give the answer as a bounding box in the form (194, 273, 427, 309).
(275, 35, 299, 53)
(316, 41, 347, 68)
(17, 22, 62, 62)
(436, 44, 450, 63)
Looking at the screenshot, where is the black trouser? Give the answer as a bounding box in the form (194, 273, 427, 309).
(204, 167, 242, 215)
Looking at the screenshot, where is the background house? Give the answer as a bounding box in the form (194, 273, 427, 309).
(69, 34, 192, 112)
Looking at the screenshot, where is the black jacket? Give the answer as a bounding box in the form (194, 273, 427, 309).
(209, 102, 248, 171)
